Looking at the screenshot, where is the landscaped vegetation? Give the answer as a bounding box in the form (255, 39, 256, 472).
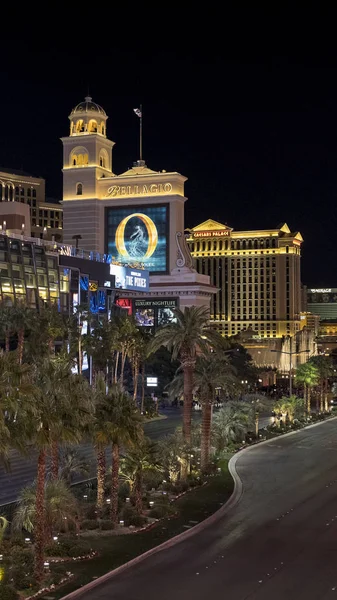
(0, 302, 335, 599)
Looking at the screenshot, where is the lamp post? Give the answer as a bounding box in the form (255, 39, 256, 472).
(271, 336, 310, 396)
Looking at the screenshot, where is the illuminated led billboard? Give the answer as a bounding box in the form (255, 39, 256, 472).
(106, 205, 168, 273)
(110, 265, 149, 292)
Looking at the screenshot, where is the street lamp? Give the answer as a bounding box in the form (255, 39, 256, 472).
(271, 336, 310, 396)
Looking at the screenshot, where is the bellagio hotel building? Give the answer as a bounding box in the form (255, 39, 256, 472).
(186, 220, 302, 340)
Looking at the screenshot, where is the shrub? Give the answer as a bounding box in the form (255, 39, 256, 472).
(51, 563, 67, 585)
(99, 520, 115, 531)
(9, 534, 25, 547)
(0, 585, 19, 600)
(121, 506, 146, 527)
(81, 519, 99, 531)
(83, 504, 99, 519)
(10, 567, 35, 591)
(68, 541, 92, 557)
(149, 505, 171, 519)
(128, 514, 147, 527)
(45, 542, 66, 557)
(10, 547, 34, 570)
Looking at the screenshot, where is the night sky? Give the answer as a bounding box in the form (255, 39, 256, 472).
(1, 33, 336, 287)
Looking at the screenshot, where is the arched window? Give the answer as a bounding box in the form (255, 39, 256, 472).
(76, 183, 83, 196)
(89, 120, 98, 133)
(99, 149, 108, 170)
(70, 146, 89, 167)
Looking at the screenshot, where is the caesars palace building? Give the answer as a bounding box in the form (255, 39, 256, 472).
(61, 97, 308, 368)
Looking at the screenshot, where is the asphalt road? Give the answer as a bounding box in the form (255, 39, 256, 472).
(75, 418, 337, 600)
(0, 409, 272, 506)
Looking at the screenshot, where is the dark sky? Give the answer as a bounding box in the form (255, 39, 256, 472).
(0, 30, 336, 287)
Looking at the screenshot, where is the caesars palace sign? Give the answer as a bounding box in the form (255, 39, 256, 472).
(106, 183, 173, 198)
(193, 230, 231, 238)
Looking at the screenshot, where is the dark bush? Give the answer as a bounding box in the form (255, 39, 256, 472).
(99, 520, 115, 531)
(10, 547, 34, 569)
(68, 541, 92, 557)
(149, 506, 170, 519)
(172, 481, 189, 494)
(9, 535, 25, 548)
(84, 503, 99, 519)
(10, 567, 35, 591)
(128, 514, 147, 527)
(45, 542, 66, 557)
(121, 506, 146, 527)
(0, 585, 19, 600)
(81, 519, 99, 530)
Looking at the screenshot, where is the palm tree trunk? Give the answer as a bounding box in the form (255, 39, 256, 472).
(201, 402, 212, 472)
(133, 469, 143, 514)
(114, 352, 120, 384)
(316, 391, 320, 412)
(18, 328, 24, 364)
(96, 447, 106, 513)
(120, 350, 127, 385)
(51, 440, 59, 479)
(304, 382, 307, 412)
(324, 378, 329, 411)
(133, 359, 139, 404)
(111, 443, 119, 525)
(182, 362, 194, 443)
(5, 332, 9, 353)
(141, 362, 145, 414)
(34, 448, 46, 582)
(307, 386, 311, 414)
(320, 382, 324, 412)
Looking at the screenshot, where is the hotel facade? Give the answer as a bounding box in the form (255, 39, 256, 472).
(186, 219, 303, 340)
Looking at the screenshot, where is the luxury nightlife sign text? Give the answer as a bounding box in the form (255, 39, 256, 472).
(106, 205, 168, 273)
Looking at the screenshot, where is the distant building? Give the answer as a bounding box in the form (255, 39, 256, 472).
(0, 168, 63, 242)
(307, 288, 337, 355)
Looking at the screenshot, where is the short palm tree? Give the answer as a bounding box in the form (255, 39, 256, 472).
(212, 401, 253, 452)
(119, 438, 158, 514)
(0, 515, 8, 545)
(151, 306, 225, 446)
(13, 479, 79, 543)
(295, 362, 319, 414)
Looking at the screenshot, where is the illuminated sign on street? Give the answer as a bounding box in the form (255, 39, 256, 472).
(106, 183, 173, 198)
(106, 205, 168, 273)
(193, 230, 230, 238)
(310, 289, 332, 293)
(110, 265, 149, 292)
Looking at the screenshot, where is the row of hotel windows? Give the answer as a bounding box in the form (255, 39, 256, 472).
(190, 238, 278, 252)
(0, 184, 37, 202)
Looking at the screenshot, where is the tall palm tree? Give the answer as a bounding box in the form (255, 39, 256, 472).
(0, 351, 34, 467)
(94, 384, 142, 524)
(308, 355, 334, 411)
(0, 301, 14, 352)
(38, 300, 67, 355)
(295, 362, 319, 414)
(168, 352, 239, 472)
(152, 306, 225, 446)
(113, 315, 139, 386)
(10, 300, 35, 363)
(22, 356, 92, 581)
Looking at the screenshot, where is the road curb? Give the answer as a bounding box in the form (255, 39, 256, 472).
(60, 415, 337, 599)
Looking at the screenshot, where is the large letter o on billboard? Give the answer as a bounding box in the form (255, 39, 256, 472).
(115, 213, 158, 259)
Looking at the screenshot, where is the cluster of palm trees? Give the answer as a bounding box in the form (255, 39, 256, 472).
(1, 301, 256, 586)
(295, 355, 335, 413)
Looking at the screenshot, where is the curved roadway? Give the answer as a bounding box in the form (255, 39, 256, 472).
(72, 418, 337, 600)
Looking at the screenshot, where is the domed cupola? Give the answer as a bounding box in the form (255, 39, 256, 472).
(69, 96, 108, 137)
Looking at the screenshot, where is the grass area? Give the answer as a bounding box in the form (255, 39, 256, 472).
(43, 460, 234, 599)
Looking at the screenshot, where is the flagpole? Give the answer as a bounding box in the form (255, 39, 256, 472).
(140, 104, 143, 161)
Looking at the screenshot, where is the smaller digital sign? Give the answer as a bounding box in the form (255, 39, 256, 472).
(110, 265, 149, 292)
(134, 298, 178, 330)
(147, 377, 158, 387)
